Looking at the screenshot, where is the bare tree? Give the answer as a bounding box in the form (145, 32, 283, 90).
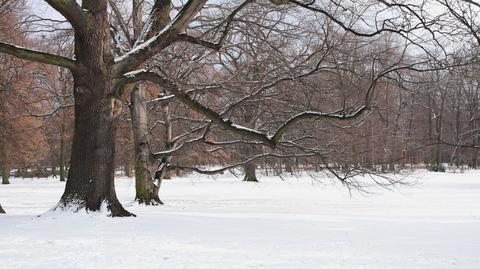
(0, 0, 435, 216)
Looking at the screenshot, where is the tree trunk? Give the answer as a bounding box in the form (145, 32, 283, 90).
(59, 86, 67, 182)
(0, 203, 5, 214)
(130, 86, 162, 205)
(240, 143, 258, 182)
(240, 105, 259, 182)
(243, 162, 258, 182)
(2, 145, 9, 185)
(285, 160, 294, 175)
(154, 96, 174, 181)
(2, 164, 9, 185)
(53, 1, 134, 216)
(59, 134, 66, 182)
(51, 161, 57, 178)
(19, 168, 26, 178)
(125, 159, 132, 177)
(55, 71, 132, 216)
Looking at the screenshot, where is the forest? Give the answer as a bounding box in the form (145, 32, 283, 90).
(0, 1, 479, 268)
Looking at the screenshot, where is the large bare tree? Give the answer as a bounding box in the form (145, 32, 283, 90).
(0, 0, 432, 216)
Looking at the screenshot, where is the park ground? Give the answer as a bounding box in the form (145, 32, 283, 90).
(0, 170, 479, 269)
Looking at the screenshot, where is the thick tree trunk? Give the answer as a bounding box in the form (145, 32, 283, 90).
(0, 203, 5, 214)
(54, 1, 133, 217)
(55, 72, 132, 216)
(130, 86, 162, 205)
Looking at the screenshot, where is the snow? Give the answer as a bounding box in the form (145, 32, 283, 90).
(230, 122, 271, 137)
(114, 11, 179, 64)
(123, 69, 147, 78)
(0, 171, 479, 269)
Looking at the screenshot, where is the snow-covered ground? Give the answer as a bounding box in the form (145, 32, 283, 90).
(0, 171, 479, 269)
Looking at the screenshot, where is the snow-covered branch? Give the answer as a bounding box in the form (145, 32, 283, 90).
(0, 42, 77, 70)
(113, 0, 208, 74)
(121, 68, 394, 148)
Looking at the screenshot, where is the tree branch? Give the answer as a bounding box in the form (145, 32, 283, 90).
(122, 70, 276, 146)
(461, 0, 480, 8)
(288, 0, 421, 37)
(121, 69, 391, 148)
(44, 0, 87, 33)
(108, 0, 133, 47)
(176, 0, 254, 50)
(176, 34, 222, 50)
(0, 42, 78, 70)
(113, 0, 208, 74)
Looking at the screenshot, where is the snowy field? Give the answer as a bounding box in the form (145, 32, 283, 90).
(0, 171, 479, 269)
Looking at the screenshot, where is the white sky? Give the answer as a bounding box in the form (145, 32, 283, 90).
(28, 0, 67, 21)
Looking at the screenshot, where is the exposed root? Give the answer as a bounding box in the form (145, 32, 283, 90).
(51, 195, 136, 217)
(136, 196, 164, 206)
(243, 176, 259, 182)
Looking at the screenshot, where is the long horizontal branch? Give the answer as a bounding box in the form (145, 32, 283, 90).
(0, 42, 77, 70)
(123, 71, 277, 146)
(123, 70, 383, 148)
(270, 106, 368, 142)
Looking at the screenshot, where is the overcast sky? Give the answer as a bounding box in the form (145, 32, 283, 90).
(28, 0, 65, 20)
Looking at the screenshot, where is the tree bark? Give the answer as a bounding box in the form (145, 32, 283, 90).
(130, 85, 162, 205)
(51, 0, 133, 217)
(53, 2, 133, 216)
(55, 69, 132, 216)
